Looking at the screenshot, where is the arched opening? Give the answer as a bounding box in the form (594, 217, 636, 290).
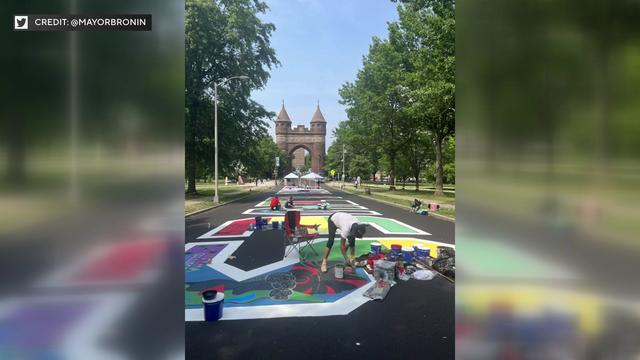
(289, 145, 312, 172)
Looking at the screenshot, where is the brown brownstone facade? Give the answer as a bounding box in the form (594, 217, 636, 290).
(275, 102, 326, 175)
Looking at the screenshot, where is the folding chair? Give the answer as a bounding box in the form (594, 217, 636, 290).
(283, 210, 320, 261)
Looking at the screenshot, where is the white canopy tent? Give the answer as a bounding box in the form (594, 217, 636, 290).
(300, 172, 323, 180)
(284, 172, 300, 186)
(300, 172, 324, 188)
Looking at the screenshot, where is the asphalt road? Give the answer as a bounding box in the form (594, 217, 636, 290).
(185, 184, 455, 360)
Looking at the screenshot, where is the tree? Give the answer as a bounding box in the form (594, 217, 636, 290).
(442, 136, 455, 184)
(395, 0, 455, 196)
(402, 130, 434, 191)
(324, 122, 352, 178)
(244, 136, 282, 179)
(339, 0, 455, 193)
(230, 160, 247, 180)
(349, 155, 374, 180)
(185, 0, 279, 193)
(340, 36, 411, 190)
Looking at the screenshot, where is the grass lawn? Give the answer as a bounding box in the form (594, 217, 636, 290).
(326, 181, 456, 219)
(185, 181, 274, 214)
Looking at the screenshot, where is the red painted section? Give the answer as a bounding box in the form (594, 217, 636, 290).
(217, 218, 271, 236)
(304, 287, 313, 294)
(296, 276, 311, 285)
(198, 285, 224, 295)
(325, 285, 336, 294)
(334, 278, 367, 287)
(73, 239, 167, 282)
(293, 264, 319, 276)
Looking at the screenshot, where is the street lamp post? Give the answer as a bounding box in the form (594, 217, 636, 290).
(342, 144, 346, 185)
(213, 75, 249, 203)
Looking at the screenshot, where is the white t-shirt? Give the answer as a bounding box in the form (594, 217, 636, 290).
(330, 212, 358, 239)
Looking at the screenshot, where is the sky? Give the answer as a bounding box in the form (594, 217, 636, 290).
(252, 0, 398, 146)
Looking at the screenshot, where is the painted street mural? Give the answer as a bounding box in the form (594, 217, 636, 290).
(185, 189, 453, 321)
(185, 249, 371, 309)
(197, 215, 430, 240)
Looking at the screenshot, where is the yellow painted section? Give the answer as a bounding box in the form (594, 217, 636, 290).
(459, 286, 601, 335)
(267, 216, 328, 233)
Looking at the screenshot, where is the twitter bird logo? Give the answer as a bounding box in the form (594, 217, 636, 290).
(14, 16, 28, 30)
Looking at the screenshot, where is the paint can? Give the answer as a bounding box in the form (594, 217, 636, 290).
(272, 220, 279, 229)
(402, 246, 414, 263)
(254, 216, 263, 230)
(415, 246, 430, 260)
(390, 244, 402, 257)
(202, 290, 224, 321)
(370, 242, 382, 255)
(334, 264, 344, 279)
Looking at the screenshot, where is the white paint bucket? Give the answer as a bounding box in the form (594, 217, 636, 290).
(334, 264, 344, 279)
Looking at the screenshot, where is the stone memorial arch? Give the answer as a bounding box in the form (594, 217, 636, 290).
(275, 102, 326, 175)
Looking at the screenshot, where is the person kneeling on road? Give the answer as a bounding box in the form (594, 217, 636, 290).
(321, 212, 367, 273)
(270, 196, 281, 211)
(284, 196, 294, 208)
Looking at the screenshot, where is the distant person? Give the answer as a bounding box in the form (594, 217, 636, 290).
(320, 212, 367, 273)
(285, 196, 295, 208)
(255, 178, 259, 186)
(411, 199, 423, 213)
(270, 196, 281, 211)
(318, 200, 330, 210)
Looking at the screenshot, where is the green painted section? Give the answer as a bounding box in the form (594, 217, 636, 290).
(356, 216, 418, 233)
(458, 235, 560, 278)
(289, 291, 324, 302)
(301, 240, 374, 262)
(185, 288, 201, 307)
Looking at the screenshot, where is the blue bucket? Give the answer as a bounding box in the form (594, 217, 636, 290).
(370, 242, 382, 255)
(272, 220, 280, 229)
(254, 216, 263, 230)
(402, 246, 414, 263)
(415, 245, 430, 260)
(202, 290, 224, 321)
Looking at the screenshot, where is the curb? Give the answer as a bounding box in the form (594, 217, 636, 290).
(185, 186, 276, 217)
(326, 184, 456, 222)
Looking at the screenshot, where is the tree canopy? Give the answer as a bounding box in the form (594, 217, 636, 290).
(185, 0, 280, 193)
(331, 0, 455, 192)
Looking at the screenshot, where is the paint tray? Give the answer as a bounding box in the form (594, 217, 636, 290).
(363, 280, 391, 300)
(373, 259, 396, 283)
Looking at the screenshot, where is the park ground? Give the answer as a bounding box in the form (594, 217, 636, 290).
(325, 181, 456, 219)
(185, 180, 275, 215)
